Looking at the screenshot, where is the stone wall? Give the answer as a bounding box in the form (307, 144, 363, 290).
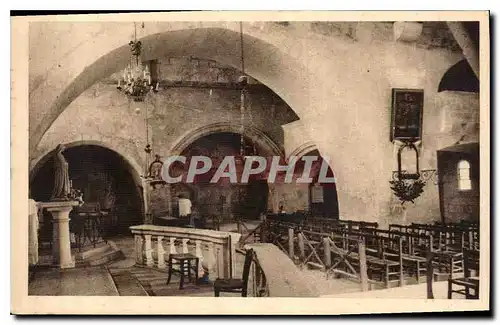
(438, 146, 480, 223)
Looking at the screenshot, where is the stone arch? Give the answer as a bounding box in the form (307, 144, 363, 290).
(30, 140, 146, 232)
(168, 122, 284, 158)
(29, 26, 313, 156)
(29, 140, 143, 188)
(287, 141, 340, 184)
(299, 148, 340, 219)
(287, 141, 318, 160)
(167, 124, 282, 219)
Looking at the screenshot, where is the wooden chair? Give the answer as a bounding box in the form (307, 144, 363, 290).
(448, 248, 479, 299)
(214, 248, 254, 297)
(167, 253, 200, 290)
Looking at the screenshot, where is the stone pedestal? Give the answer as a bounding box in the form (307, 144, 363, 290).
(39, 201, 79, 269)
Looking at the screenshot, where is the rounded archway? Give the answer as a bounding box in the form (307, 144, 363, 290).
(169, 122, 284, 157)
(30, 140, 143, 186)
(299, 149, 339, 219)
(170, 131, 277, 221)
(30, 144, 144, 234)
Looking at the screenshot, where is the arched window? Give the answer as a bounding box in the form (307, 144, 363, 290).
(458, 160, 472, 191)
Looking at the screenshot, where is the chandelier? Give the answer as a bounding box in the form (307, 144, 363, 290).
(117, 22, 159, 102)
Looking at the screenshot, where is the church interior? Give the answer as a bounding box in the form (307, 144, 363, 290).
(26, 20, 484, 300)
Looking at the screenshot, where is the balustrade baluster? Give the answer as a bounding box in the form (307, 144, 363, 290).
(144, 234, 154, 267)
(181, 238, 189, 254)
(157, 236, 166, 268)
(195, 240, 204, 274)
(129, 225, 242, 283)
(206, 242, 216, 277)
(168, 237, 178, 271)
(134, 234, 144, 265)
(169, 237, 177, 255)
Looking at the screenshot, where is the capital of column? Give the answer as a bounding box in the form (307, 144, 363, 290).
(39, 201, 79, 220)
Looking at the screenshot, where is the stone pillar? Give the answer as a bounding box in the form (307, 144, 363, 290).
(42, 201, 79, 269)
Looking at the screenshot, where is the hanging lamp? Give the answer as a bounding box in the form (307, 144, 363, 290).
(117, 22, 159, 102)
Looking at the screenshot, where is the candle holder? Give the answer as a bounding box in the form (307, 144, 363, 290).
(116, 24, 158, 102)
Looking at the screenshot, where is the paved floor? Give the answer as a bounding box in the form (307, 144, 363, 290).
(28, 266, 119, 296)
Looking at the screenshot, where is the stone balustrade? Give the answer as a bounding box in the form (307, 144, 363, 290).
(129, 225, 241, 279)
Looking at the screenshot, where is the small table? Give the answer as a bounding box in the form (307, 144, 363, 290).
(167, 253, 199, 289)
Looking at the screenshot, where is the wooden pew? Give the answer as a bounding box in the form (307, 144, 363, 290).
(385, 230, 430, 283)
(324, 227, 403, 289)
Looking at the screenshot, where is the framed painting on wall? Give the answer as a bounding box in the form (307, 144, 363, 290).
(390, 88, 424, 142)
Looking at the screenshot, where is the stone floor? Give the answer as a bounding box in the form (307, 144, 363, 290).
(28, 265, 119, 296)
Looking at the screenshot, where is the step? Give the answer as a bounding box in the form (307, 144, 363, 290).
(75, 242, 110, 261)
(88, 248, 125, 266)
(76, 243, 125, 267)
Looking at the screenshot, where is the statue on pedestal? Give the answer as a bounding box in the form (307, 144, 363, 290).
(51, 144, 71, 201)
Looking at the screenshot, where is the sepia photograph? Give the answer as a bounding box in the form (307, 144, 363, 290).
(10, 11, 490, 315)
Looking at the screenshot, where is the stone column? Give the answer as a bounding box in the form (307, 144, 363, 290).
(42, 201, 79, 269)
